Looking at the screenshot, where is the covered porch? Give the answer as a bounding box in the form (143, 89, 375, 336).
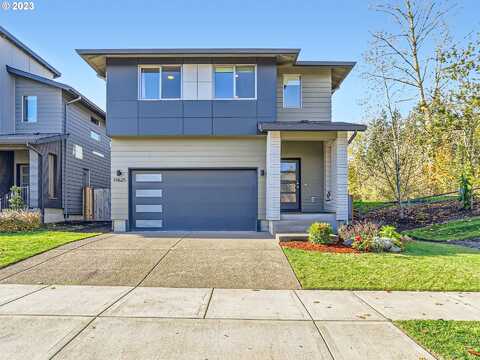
(260, 121, 366, 234)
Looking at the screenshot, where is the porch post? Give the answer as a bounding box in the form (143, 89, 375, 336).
(334, 132, 349, 224)
(266, 131, 281, 221)
(29, 149, 39, 208)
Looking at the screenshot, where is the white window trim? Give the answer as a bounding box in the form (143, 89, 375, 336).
(138, 65, 183, 100)
(282, 74, 302, 109)
(92, 150, 105, 158)
(213, 64, 257, 100)
(22, 95, 38, 123)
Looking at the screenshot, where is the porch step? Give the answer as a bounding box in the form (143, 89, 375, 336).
(276, 233, 308, 242)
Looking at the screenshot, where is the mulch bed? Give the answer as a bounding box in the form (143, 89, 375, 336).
(280, 241, 360, 253)
(356, 200, 480, 231)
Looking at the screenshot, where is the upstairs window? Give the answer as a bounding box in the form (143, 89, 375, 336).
(90, 117, 100, 126)
(283, 75, 301, 108)
(139, 66, 182, 100)
(73, 144, 83, 160)
(214, 65, 256, 99)
(23, 96, 37, 122)
(90, 131, 101, 141)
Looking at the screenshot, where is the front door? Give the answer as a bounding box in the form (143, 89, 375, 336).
(281, 159, 301, 212)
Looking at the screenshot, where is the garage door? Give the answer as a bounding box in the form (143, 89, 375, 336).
(131, 169, 257, 231)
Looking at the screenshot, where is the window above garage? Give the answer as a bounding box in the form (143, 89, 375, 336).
(139, 65, 182, 100)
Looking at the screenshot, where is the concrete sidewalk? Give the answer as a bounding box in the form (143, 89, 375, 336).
(2, 285, 479, 359)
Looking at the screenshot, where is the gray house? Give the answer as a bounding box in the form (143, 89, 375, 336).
(78, 48, 365, 233)
(0, 27, 110, 222)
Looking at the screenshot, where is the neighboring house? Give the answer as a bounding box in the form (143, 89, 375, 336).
(77, 48, 365, 233)
(0, 27, 110, 223)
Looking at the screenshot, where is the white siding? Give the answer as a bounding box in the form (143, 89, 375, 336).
(111, 137, 266, 224)
(276, 68, 332, 122)
(335, 132, 349, 221)
(266, 131, 281, 220)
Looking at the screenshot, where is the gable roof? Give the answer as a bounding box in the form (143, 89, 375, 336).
(0, 26, 61, 78)
(7, 66, 105, 119)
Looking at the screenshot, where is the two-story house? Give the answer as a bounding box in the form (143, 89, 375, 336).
(0, 26, 110, 222)
(77, 48, 365, 233)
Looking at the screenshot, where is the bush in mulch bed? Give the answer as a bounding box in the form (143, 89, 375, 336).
(280, 241, 360, 253)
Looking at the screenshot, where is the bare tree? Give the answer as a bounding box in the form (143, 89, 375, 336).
(365, 0, 452, 114)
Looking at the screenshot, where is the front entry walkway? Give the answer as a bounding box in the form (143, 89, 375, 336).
(0, 232, 300, 289)
(2, 285, 478, 359)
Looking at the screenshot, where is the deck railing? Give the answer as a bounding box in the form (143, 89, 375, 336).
(0, 186, 30, 211)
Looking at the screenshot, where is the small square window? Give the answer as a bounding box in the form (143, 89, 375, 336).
(91, 117, 100, 126)
(23, 96, 37, 122)
(90, 131, 101, 141)
(73, 144, 83, 159)
(283, 75, 301, 108)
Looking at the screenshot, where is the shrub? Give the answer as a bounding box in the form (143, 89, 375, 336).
(308, 222, 333, 244)
(0, 210, 42, 232)
(8, 186, 25, 211)
(378, 225, 401, 240)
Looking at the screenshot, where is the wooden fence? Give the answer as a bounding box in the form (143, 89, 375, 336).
(83, 187, 111, 221)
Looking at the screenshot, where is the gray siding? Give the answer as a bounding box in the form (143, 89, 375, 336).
(0, 35, 56, 134)
(35, 140, 62, 209)
(281, 141, 324, 212)
(14, 78, 63, 133)
(106, 58, 277, 136)
(276, 68, 332, 122)
(64, 100, 110, 215)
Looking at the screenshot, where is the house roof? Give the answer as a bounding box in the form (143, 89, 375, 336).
(0, 133, 67, 145)
(258, 121, 367, 132)
(6, 66, 105, 119)
(0, 26, 61, 78)
(75, 48, 355, 89)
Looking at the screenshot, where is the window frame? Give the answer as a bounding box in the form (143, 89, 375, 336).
(73, 144, 83, 160)
(22, 95, 38, 123)
(213, 64, 257, 100)
(90, 117, 100, 126)
(138, 65, 183, 100)
(90, 130, 101, 142)
(48, 153, 58, 199)
(282, 74, 302, 109)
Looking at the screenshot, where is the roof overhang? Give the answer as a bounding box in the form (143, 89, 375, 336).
(288, 61, 356, 91)
(258, 121, 367, 132)
(6, 66, 105, 119)
(0, 133, 68, 145)
(76, 48, 301, 78)
(0, 26, 61, 78)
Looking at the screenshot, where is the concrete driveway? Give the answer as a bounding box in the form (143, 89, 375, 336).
(0, 232, 300, 289)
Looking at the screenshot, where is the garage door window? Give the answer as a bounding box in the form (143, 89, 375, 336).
(136, 220, 163, 228)
(136, 189, 163, 197)
(136, 205, 163, 212)
(136, 173, 162, 182)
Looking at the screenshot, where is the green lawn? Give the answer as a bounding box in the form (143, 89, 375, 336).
(353, 200, 392, 213)
(0, 230, 101, 268)
(396, 320, 480, 360)
(283, 241, 480, 291)
(404, 217, 480, 241)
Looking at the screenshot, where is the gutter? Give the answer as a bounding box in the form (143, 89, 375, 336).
(63, 96, 82, 219)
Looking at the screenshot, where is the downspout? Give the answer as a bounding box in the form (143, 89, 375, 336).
(63, 96, 82, 220)
(348, 131, 358, 145)
(26, 143, 43, 219)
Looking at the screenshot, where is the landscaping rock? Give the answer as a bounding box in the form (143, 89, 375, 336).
(372, 237, 394, 251)
(343, 238, 353, 247)
(389, 245, 402, 253)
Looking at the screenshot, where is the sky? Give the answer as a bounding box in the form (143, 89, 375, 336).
(1, 0, 479, 123)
